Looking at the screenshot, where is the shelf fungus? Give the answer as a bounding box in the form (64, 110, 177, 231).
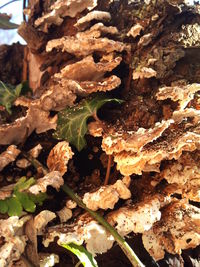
(83, 176, 131, 211)
(29, 171, 64, 194)
(0, 145, 20, 171)
(57, 207, 72, 223)
(43, 214, 114, 256)
(34, 210, 56, 234)
(114, 125, 200, 176)
(40, 52, 122, 111)
(0, 216, 30, 267)
(156, 83, 200, 111)
(75, 11, 111, 30)
(34, 0, 97, 32)
(47, 141, 74, 175)
(106, 194, 171, 236)
(0, 97, 57, 145)
(142, 200, 200, 260)
(46, 17, 130, 57)
(158, 153, 200, 202)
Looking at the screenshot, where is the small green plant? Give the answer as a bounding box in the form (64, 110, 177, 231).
(61, 243, 98, 267)
(0, 177, 47, 216)
(54, 94, 123, 151)
(0, 81, 30, 114)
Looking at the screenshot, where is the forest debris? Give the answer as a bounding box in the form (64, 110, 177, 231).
(132, 67, 157, 80)
(142, 200, 200, 260)
(16, 159, 31, 169)
(39, 253, 59, 267)
(138, 33, 153, 47)
(178, 23, 200, 47)
(107, 194, 170, 236)
(0, 99, 57, 145)
(35, 0, 97, 32)
(75, 11, 111, 30)
(29, 171, 64, 194)
(66, 200, 77, 209)
(57, 207, 72, 223)
(83, 177, 131, 211)
(0, 184, 14, 200)
(44, 214, 114, 256)
(24, 218, 39, 266)
(46, 35, 129, 57)
(127, 24, 144, 38)
(47, 141, 74, 175)
(0, 145, 20, 171)
(102, 120, 173, 155)
(29, 144, 43, 158)
(34, 210, 56, 233)
(88, 121, 104, 137)
(0, 216, 29, 267)
(156, 83, 200, 110)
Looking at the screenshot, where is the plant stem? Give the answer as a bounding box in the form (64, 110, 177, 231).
(22, 151, 48, 175)
(62, 184, 144, 267)
(104, 155, 112, 185)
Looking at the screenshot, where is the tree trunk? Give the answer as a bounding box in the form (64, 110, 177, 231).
(0, 0, 200, 266)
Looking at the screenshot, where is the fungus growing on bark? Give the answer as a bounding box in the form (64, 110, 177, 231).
(43, 214, 114, 256)
(29, 171, 64, 194)
(0, 145, 20, 171)
(142, 200, 200, 260)
(83, 176, 131, 211)
(107, 194, 171, 236)
(47, 141, 73, 175)
(34, 0, 97, 32)
(0, 216, 30, 267)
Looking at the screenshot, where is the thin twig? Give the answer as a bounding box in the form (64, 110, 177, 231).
(22, 151, 48, 175)
(62, 184, 145, 267)
(0, 0, 20, 10)
(104, 155, 112, 185)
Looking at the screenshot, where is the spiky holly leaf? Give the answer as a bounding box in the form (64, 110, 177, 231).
(61, 243, 98, 267)
(0, 177, 47, 216)
(53, 94, 123, 151)
(0, 13, 19, 29)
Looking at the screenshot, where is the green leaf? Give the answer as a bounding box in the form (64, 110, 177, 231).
(0, 81, 31, 114)
(61, 243, 98, 267)
(14, 191, 36, 213)
(7, 197, 23, 216)
(0, 13, 19, 29)
(53, 94, 123, 151)
(0, 177, 47, 216)
(0, 200, 8, 214)
(29, 193, 47, 206)
(14, 177, 35, 192)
